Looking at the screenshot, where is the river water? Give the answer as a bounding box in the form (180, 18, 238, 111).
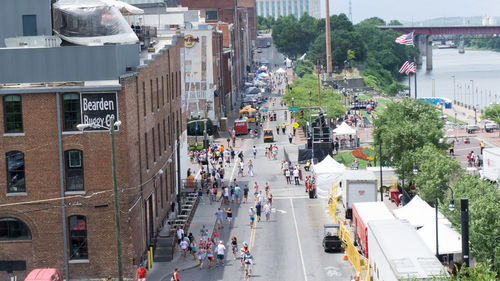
(410, 48, 500, 110)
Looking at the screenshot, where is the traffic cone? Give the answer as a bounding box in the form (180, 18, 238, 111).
(343, 220, 347, 225)
(343, 250, 348, 261)
(355, 272, 360, 281)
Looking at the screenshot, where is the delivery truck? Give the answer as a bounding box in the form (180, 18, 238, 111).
(482, 147, 500, 182)
(352, 202, 395, 258)
(341, 170, 378, 219)
(367, 220, 447, 281)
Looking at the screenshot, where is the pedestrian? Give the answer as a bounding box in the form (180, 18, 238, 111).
(190, 239, 197, 260)
(137, 266, 147, 281)
(215, 208, 223, 230)
(200, 224, 208, 241)
(230, 185, 235, 203)
(293, 168, 300, 185)
(206, 246, 214, 268)
(449, 141, 455, 156)
(235, 183, 241, 203)
(176, 226, 184, 245)
(285, 169, 291, 184)
(197, 246, 206, 268)
(248, 159, 254, 177)
(255, 201, 262, 222)
(253, 145, 257, 159)
(239, 161, 245, 177)
(240, 242, 249, 268)
(253, 182, 259, 200)
(216, 241, 226, 266)
(231, 236, 239, 260)
(276, 124, 280, 135)
(172, 268, 180, 281)
(243, 250, 254, 277)
(288, 132, 293, 144)
(249, 207, 256, 229)
(480, 140, 485, 154)
(281, 123, 286, 134)
(243, 184, 249, 203)
(264, 182, 270, 196)
(223, 185, 229, 204)
(264, 202, 271, 222)
(267, 193, 273, 208)
(209, 186, 214, 204)
(224, 208, 233, 228)
(179, 237, 188, 259)
(257, 191, 264, 205)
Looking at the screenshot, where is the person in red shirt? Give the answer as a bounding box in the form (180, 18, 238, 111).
(137, 266, 147, 281)
(172, 268, 180, 281)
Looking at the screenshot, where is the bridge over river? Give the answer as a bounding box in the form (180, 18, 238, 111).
(378, 26, 500, 70)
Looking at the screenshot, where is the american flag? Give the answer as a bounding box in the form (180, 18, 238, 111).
(399, 61, 410, 73)
(405, 62, 416, 75)
(395, 32, 414, 46)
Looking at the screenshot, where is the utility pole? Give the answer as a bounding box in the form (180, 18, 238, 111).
(324, 0, 332, 74)
(317, 59, 321, 107)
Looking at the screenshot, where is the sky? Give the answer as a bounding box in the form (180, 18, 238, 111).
(320, 0, 500, 24)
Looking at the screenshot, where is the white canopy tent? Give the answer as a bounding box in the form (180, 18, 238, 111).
(312, 155, 346, 198)
(333, 122, 356, 135)
(393, 195, 452, 228)
(366, 167, 398, 187)
(417, 222, 462, 255)
(275, 68, 286, 74)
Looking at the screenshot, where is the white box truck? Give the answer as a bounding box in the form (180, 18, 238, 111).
(482, 147, 500, 182)
(367, 220, 447, 281)
(341, 170, 378, 219)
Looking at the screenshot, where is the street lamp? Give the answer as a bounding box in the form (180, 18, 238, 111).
(434, 184, 455, 259)
(471, 79, 474, 108)
(77, 117, 123, 281)
(474, 104, 479, 125)
(291, 97, 295, 107)
(451, 76, 456, 104)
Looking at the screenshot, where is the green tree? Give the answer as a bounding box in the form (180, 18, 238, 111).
(482, 103, 500, 124)
(294, 59, 314, 78)
(374, 99, 446, 166)
(272, 15, 308, 59)
(187, 117, 214, 136)
(412, 144, 462, 203)
(441, 174, 500, 269)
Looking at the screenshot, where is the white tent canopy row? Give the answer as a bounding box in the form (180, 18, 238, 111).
(417, 222, 462, 254)
(312, 155, 345, 198)
(393, 195, 452, 228)
(333, 122, 356, 135)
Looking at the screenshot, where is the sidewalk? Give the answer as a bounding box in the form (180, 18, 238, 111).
(147, 95, 246, 281)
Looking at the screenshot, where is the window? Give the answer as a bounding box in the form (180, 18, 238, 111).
(205, 10, 218, 21)
(171, 73, 174, 100)
(6, 151, 25, 193)
(142, 81, 146, 117)
(0, 218, 31, 240)
(159, 174, 163, 209)
(168, 116, 171, 146)
(145, 132, 149, 170)
(164, 171, 168, 202)
(68, 215, 88, 260)
(65, 150, 83, 191)
(62, 93, 81, 131)
(22, 15, 37, 36)
(166, 74, 170, 102)
(156, 78, 160, 109)
(150, 79, 154, 113)
(161, 76, 165, 106)
(163, 119, 166, 151)
(152, 127, 156, 163)
(158, 123, 162, 156)
(3, 95, 23, 133)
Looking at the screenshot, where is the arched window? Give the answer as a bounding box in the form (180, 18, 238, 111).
(62, 93, 81, 131)
(0, 217, 32, 240)
(64, 150, 84, 191)
(68, 215, 88, 260)
(6, 151, 25, 193)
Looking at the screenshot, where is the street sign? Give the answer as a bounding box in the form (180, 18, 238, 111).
(262, 108, 268, 113)
(288, 106, 299, 111)
(293, 122, 300, 129)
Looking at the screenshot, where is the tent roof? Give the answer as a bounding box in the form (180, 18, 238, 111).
(313, 155, 346, 174)
(275, 68, 286, 74)
(417, 223, 462, 254)
(333, 122, 356, 135)
(393, 195, 451, 228)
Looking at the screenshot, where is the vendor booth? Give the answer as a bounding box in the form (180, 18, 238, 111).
(312, 155, 345, 198)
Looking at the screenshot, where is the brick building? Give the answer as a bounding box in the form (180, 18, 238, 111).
(0, 1, 186, 280)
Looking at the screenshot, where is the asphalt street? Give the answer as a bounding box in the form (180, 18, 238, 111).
(173, 67, 354, 280)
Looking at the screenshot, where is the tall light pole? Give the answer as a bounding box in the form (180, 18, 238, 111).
(324, 0, 332, 74)
(471, 79, 474, 108)
(434, 185, 455, 259)
(461, 198, 470, 267)
(77, 117, 123, 281)
(451, 76, 456, 103)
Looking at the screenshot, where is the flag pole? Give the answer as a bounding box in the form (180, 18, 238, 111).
(408, 72, 411, 98)
(414, 58, 418, 99)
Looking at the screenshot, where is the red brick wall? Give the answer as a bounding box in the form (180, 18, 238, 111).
(0, 35, 184, 280)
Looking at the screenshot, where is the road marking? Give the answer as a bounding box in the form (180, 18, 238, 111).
(324, 266, 342, 277)
(271, 208, 287, 214)
(290, 198, 309, 281)
(272, 196, 309, 200)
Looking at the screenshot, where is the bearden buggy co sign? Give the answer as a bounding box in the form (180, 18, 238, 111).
(81, 92, 119, 131)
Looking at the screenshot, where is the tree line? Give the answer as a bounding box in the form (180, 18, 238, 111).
(260, 14, 416, 94)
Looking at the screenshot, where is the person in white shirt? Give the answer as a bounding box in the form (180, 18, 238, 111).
(264, 202, 271, 221)
(293, 168, 300, 185)
(179, 238, 188, 259)
(216, 240, 226, 265)
(176, 226, 184, 244)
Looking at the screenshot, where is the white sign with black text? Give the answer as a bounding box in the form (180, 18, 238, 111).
(80, 92, 119, 131)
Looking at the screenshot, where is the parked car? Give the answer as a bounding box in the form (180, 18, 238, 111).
(484, 121, 498, 132)
(257, 48, 262, 53)
(466, 124, 480, 134)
